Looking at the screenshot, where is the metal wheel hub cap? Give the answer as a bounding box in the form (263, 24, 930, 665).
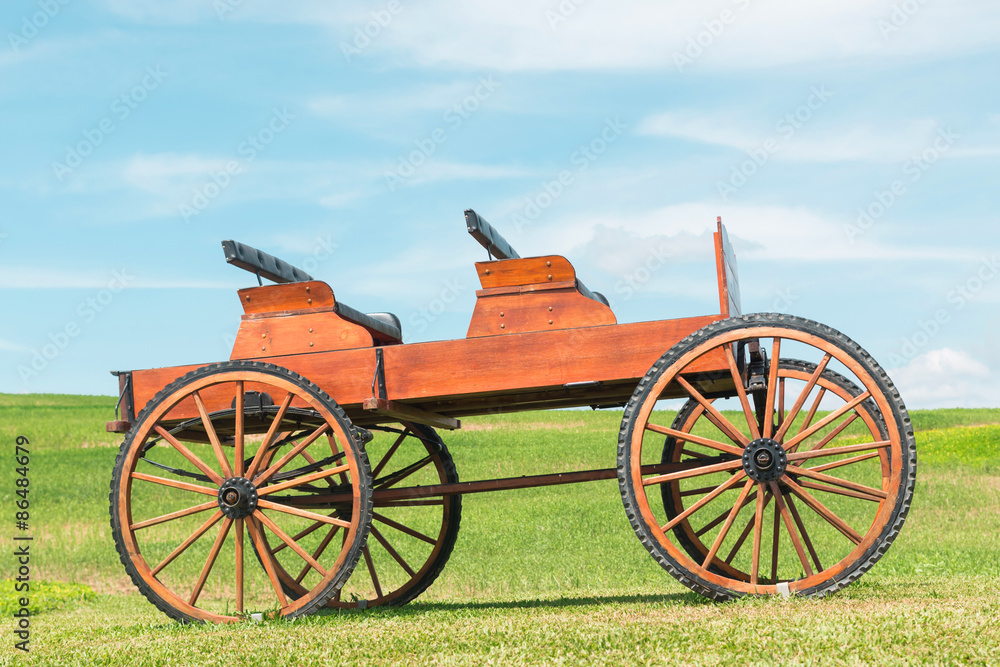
(742, 438, 787, 482)
(217, 477, 258, 519)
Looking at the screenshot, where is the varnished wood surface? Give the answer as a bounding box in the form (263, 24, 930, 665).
(230, 311, 375, 360)
(475, 255, 576, 289)
(466, 287, 617, 337)
(239, 281, 336, 316)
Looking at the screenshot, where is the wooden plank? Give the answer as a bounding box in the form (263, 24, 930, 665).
(361, 398, 461, 430)
(230, 311, 375, 360)
(238, 281, 335, 315)
(466, 287, 616, 337)
(475, 256, 576, 289)
(714, 219, 742, 317)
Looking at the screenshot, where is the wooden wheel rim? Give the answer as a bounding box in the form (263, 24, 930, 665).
(115, 368, 366, 622)
(628, 325, 905, 596)
(662, 361, 889, 582)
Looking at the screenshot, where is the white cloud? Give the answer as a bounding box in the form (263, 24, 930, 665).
(887, 348, 998, 408)
(0, 266, 234, 289)
(0, 338, 30, 353)
(522, 202, 977, 264)
(637, 112, 942, 163)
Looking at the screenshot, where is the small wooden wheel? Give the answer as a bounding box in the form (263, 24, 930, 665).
(618, 314, 916, 600)
(110, 361, 373, 623)
(257, 422, 461, 609)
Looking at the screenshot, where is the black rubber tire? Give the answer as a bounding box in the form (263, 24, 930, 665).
(618, 313, 917, 601)
(109, 360, 373, 623)
(660, 358, 890, 575)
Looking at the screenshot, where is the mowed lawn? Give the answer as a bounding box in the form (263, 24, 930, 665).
(1, 394, 999, 665)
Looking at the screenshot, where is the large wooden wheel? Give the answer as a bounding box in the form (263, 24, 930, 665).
(256, 422, 462, 609)
(110, 361, 373, 623)
(618, 314, 916, 600)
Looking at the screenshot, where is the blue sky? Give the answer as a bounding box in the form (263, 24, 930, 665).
(1, 0, 998, 408)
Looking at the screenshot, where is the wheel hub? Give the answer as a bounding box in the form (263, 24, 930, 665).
(742, 438, 787, 482)
(217, 477, 258, 519)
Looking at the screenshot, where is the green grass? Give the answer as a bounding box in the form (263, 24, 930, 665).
(1, 396, 999, 664)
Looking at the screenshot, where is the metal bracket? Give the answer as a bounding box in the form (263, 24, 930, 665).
(371, 348, 387, 400)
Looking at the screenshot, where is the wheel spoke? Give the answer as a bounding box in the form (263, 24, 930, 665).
(808, 451, 880, 473)
(235, 518, 244, 613)
(370, 525, 416, 578)
(256, 464, 350, 496)
(778, 378, 786, 431)
(234, 382, 245, 477)
(373, 512, 436, 545)
(770, 501, 780, 583)
(254, 424, 331, 486)
(646, 423, 743, 456)
(151, 510, 224, 576)
(725, 492, 772, 565)
(702, 478, 755, 567)
(785, 495, 822, 572)
(787, 440, 891, 462)
(763, 339, 782, 439)
(362, 546, 383, 598)
(797, 388, 827, 437)
(725, 345, 761, 441)
(254, 510, 328, 577)
(192, 391, 234, 479)
(296, 525, 341, 585)
(256, 498, 351, 528)
(662, 472, 747, 532)
(774, 354, 832, 442)
(132, 472, 217, 496)
(750, 484, 765, 585)
(246, 516, 288, 606)
(375, 454, 436, 490)
(189, 518, 233, 605)
(782, 477, 862, 544)
(769, 481, 813, 577)
(786, 464, 887, 499)
(696, 487, 756, 537)
(271, 517, 329, 555)
(372, 429, 410, 478)
(246, 392, 294, 479)
(675, 376, 750, 447)
(783, 392, 872, 451)
(153, 426, 224, 485)
(797, 480, 885, 503)
(131, 500, 218, 530)
(643, 459, 744, 486)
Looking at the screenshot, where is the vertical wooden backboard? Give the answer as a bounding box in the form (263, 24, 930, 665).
(714, 218, 742, 317)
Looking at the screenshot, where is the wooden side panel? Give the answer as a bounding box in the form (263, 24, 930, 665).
(230, 311, 375, 360)
(466, 287, 617, 337)
(129, 315, 727, 422)
(714, 219, 742, 317)
(238, 281, 335, 316)
(385, 315, 727, 403)
(476, 255, 575, 289)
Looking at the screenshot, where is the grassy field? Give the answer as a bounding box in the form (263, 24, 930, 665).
(1, 394, 999, 665)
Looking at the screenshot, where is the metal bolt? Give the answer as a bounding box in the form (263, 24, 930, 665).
(245, 296, 251, 301)
(261, 346, 266, 351)
(308, 328, 313, 333)
(547, 274, 552, 280)
(549, 319, 553, 325)
(546, 261, 551, 267)
(500, 323, 505, 329)
(485, 269, 491, 275)
(261, 333, 266, 338)
(309, 341, 314, 347)
(307, 298, 312, 304)
(500, 312, 505, 317)
(305, 286, 311, 292)
(548, 306, 553, 311)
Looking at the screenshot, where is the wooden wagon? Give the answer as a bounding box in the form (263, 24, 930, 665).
(107, 211, 916, 622)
